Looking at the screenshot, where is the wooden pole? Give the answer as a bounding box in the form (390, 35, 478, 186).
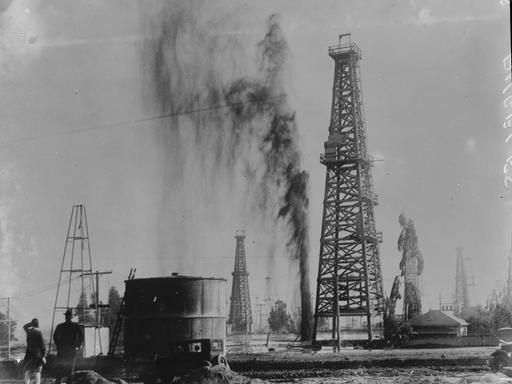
(7, 297, 10, 360)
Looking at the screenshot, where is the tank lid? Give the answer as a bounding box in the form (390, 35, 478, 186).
(125, 275, 227, 283)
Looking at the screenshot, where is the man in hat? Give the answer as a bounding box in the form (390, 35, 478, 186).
(53, 309, 84, 384)
(23, 318, 46, 384)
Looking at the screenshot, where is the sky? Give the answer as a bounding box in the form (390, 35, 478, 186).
(0, 0, 510, 341)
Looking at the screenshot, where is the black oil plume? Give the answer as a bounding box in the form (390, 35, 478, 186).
(148, 4, 312, 340)
(223, 14, 312, 340)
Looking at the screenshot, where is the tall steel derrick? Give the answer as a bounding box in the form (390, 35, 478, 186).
(454, 247, 469, 316)
(313, 34, 384, 346)
(228, 230, 252, 334)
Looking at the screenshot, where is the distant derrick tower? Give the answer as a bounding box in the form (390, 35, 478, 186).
(228, 230, 252, 334)
(454, 247, 469, 316)
(313, 34, 384, 346)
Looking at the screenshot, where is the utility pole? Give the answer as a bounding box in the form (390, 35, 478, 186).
(81, 270, 112, 356)
(80, 270, 112, 324)
(7, 297, 10, 360)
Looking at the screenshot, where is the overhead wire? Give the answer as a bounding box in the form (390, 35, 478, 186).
(99, 256, 232, 259)
(13, 275, 82, 300)
(0, 93, 287, 148)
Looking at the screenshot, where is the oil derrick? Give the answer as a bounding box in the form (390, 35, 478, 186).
(313, 34, 384, 346)
(454, 247, 469, 316)
(50, 204, 97, 354)
(228, 230, 252, 334)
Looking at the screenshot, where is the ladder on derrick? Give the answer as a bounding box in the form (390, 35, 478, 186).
(107, 268, 136, 356)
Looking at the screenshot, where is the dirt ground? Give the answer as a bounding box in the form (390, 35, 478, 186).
(228, 346, 495, 361)
(0, 339, 501, 384)
(226, 336, 498, 383)
(0, 368, 509, 384)
(227, 344, 494, 372)
(266, 370, 512, 384)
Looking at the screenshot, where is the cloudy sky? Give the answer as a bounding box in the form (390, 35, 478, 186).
(0, 0, 510, 339)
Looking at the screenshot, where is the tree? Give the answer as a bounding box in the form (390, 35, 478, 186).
(383, 276, 402, 341)
(491, 303, 512, 330)
(463, 303, 512, 336)
(465, 305, 492, 336)
(104, 286, 122, 327)
(398, 213, 423, 319)
(404, 282, 421, 321)
(103, 286, 124, 349)
(268, 300, 292, 333)
(76, 292, 95, 325)
(0, 311, 16, 344)
(398, 213, 424, 275)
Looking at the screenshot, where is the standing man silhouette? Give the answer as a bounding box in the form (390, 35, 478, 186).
(23, 318, 46, 384)
(53, 309, 84, 384)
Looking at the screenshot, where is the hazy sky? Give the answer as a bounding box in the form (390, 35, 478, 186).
(0, 0, 510, 339)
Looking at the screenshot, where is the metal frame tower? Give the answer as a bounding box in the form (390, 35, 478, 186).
(228, 230, 252, 334)
(454, 247, 469, 316)
(313, 34, 384, 346)
(49, 204, 102, 355)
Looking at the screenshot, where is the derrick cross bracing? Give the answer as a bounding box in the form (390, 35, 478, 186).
(313, 34, 384, 347)
(228, 230, 252, 334)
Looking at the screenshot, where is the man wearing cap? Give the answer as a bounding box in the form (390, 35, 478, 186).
(23, 318, 46, 384)
(53, 309, 84, 384)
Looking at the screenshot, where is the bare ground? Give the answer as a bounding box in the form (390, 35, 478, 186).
(226, 338, 499, 383)
(0, 340, 501, 384)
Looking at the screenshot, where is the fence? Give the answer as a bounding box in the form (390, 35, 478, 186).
(405, 335, 498, 348)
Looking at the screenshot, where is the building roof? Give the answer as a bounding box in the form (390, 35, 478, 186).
(410, 310, 468, 327)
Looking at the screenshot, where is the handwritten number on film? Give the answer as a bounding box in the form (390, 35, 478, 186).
(504, 54, 512, 188)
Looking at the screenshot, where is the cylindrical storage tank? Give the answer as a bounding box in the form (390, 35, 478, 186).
(123, 275, 227, 360)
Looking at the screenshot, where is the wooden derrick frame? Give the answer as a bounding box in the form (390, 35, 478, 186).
(313, 36, 384, 346)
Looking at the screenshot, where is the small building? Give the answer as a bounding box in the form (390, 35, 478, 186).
(410, 310, 468, 337)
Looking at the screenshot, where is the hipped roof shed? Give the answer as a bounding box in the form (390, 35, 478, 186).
(411, 310, 468, 327)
